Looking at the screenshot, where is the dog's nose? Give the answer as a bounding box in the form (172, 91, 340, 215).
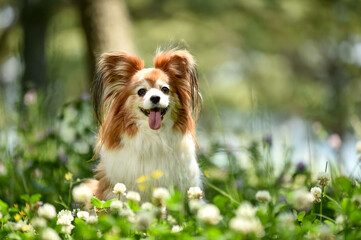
(150, 95, 160, 104)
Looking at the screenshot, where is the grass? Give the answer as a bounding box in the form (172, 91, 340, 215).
(0, 97, 361, 239)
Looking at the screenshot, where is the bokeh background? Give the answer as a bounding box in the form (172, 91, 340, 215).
(1, 0, 361, 202)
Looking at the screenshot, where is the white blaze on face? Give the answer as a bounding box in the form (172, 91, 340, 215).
(141, 86, 170, 130)
(143, 88, 169, 109)
(134, 68, 171, 130)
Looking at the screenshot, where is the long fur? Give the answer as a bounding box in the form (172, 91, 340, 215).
(90, 49, 202, 201)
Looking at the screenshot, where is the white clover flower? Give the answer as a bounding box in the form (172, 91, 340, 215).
(277, 212, 295, 230)
(135, 212, 153, 231)
(335, 215, 345, 230)
(171, 225, 183, 233)
(56, 210, 74, 226)
(72, 183, 93, 203)
(152, 188, 170, 206)
(335, 215, 345, 225)
(255, 190, 271, 203)
(113, 183, 127, 196)
(24, 224, 34, 232)
(141, 202, 154, 211)
(5, 221, 17, 231)
(189, 199, 203, 212)
(126, 191, 141, 202)
(14, 220, 26, 231)
(76, 211, 89, 221)
(60, 224, 74, 234)
(153, 188, 170, 201)
(356, 141, 361, 154)
(87, 215, 98, 224)
(187, 187, 204, 200)
(197, 204, 222, 225)
(120, 208, 136, 222)
(110, 200, 123, 211)
(120, 208, 134, 217)
(277, 212, 295, 225)
(31, 217, 47, 228)
(14, 221, 33, 232)
(292, 188, 314, 211)
(318, 225, 335, 240)
(229, 217, 246, 233)
(317, 172, 330, 187)
(167, 215, 177, 225)
(236, 202, 256, 218)
(38, 203, 57, 219)
(159, 207, 167, 220)
(231, 201, 265, 237)
(310, 187, 322, 203)
(229, 217, 265, 237)
(42, 228, 61, 240)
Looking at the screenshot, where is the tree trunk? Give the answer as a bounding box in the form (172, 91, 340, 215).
(21, 0, 49, 96)
(76, 0, 135, 85)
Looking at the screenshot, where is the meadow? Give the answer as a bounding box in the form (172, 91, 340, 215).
(0, 98, 360, 240)
(1, 1, 361, 239)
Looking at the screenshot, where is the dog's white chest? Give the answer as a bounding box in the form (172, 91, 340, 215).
(100, 127, 201, 200)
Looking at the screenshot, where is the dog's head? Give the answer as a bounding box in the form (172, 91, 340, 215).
(93, 49, 201, 149)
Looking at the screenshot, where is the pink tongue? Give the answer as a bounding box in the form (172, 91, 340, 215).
(149, 110, 162, 130)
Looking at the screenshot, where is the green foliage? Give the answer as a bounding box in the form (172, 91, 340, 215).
(0, 99, 360, 239)
(0, 98, 94, 204)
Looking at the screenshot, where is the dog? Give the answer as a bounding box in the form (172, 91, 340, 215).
(89, 49, 202, 201)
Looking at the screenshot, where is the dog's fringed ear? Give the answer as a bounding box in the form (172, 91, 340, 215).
(154, 49, 201, 119)
(92, 52, 144, 125)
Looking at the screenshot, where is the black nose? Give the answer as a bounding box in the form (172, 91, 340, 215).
(150, 95, 160, 104)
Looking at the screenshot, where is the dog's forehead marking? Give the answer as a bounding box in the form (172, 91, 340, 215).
(135, 68, 168, 87)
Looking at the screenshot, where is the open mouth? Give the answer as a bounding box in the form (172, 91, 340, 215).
(139, 107, 168, 117)
(139, 107, 168, 130)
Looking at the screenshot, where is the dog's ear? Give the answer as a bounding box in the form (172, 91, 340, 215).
(154, 49, 201, 119)
(93, 52, 144, 124)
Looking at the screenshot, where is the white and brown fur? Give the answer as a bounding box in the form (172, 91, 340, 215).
(89, 49, 202, 201)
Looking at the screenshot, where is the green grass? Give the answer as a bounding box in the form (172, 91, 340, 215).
(0, 99, 361, 240)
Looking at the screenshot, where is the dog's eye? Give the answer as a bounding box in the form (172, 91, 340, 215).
(137, 88, 147, 96)
(161, 86, 169, 94)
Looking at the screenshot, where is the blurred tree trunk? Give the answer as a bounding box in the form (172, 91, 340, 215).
(21, 0, 50, 97)
(76, 0, 134, 85)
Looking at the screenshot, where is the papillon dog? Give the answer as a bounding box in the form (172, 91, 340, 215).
(90, 49, 202, 201)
